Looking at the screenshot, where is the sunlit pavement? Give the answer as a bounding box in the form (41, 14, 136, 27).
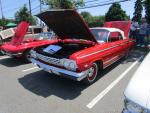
(0, 48, 149, 113)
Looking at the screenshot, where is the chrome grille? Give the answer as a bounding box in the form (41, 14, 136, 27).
(36, 53, 61, 65)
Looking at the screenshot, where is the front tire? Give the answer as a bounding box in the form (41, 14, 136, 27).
(83, 63, 99, 85)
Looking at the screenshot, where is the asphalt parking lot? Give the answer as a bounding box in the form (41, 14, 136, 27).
(0, 48, 149, 113)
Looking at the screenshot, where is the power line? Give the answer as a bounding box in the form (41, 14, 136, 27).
(28, 0, 32, 15)
(85, 0, 112, 4)
(78, 0, 130, 9)
(84, 0, 115, 7)
(32, 5, 40, 11)
(3, 0, 39, 12)
(2, 0, 130, 19)
(85, 0, 114, 5)
(3, 7, 21, 13)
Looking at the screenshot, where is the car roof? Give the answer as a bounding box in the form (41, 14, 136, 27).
(90, 27, 125, 39)
(90, 27, 123, 32)
(29, 26, 42, 29)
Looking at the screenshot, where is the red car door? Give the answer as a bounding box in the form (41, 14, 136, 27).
(103, 32, 125, 68)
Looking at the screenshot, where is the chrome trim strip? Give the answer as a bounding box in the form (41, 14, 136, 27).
(79, 45, 118, 59)
(103, 55, 123, 69)
(78, 40, 134, 59)
(103, 56, 119, 64)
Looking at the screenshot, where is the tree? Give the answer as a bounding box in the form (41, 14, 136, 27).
(133, 0, 143, 22)
(105, 3, 129, 22)
(80, 11, 105, 27)
(41, 0, 84, 9)
(80, 11, 92, 23)
(15, 5, 37, 25)
(144, 0, 150, 24)
(0, 19, 9, 26)
(89, 16, 105, 27)
(0, 19, 16, 27)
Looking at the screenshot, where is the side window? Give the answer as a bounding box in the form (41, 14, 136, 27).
(26, 28, 32, 34)
(108, 32, 123, 42)
(33, 28, 42, 33)
(118, 33, 123, 40)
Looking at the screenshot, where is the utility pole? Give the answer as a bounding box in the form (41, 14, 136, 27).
(40, 0, 42, 13)
(40, 0, 42, 25)
(28, 0, 32, 16)
(0, 0, 4, 19)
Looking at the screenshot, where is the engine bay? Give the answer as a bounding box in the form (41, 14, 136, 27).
(35, 41, 93, 58)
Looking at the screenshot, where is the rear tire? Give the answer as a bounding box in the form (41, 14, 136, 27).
(82, 63, 99, 85)
(0, 36, 3, 46)
(24, 49, 31, 62)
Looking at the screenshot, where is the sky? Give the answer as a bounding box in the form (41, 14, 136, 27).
(0, 0, 144, 19)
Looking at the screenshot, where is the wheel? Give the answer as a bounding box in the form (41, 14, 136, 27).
(0, 36, 3, 46)
(24, 49, 31, 62)
(83, 63, 99, 85)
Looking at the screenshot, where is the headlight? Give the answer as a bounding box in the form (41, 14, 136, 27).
(124, 99, 144, 113)
(60, 59, 77, 71)
(30, 50, 37, 58)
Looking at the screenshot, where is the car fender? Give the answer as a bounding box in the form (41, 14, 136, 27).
(74, 57, 104, 72)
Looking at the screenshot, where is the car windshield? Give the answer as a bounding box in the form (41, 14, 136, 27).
(91, 29, 109, 43)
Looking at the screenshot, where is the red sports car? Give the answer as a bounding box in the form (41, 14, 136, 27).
(1, 21, 57, 61)
(30, 9, 134, 84)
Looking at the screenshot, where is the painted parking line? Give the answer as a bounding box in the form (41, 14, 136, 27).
(22, 66, 39, 72)
(0, 56, 10, 60)
(86, 56, 143, 109)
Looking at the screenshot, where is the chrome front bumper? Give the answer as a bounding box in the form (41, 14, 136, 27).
(30, 58, 88, 81)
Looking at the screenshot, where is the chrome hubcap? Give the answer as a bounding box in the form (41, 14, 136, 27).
(87, 63, 98, 82)
(88, 67, 95, 77)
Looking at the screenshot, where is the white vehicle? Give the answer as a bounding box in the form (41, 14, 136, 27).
(24, 26, 42, 39)
(123, 52, 150, 113)
(0, 28, 15, 45)
(0, 26, 42, 45)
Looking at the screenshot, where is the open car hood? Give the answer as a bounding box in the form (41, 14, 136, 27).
(10, 21, 29, 45)
(37, 9, 97, 42)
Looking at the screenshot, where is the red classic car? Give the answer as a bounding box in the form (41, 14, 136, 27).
(1, 21, 57, 61)
(0, 25, 43, 51)
(30, 9, 134, 84)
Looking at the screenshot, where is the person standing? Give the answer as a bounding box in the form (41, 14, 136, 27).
(137, 18, 148, 47)
(129, 18, 139, 40)
(147, 24, 150, 46)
